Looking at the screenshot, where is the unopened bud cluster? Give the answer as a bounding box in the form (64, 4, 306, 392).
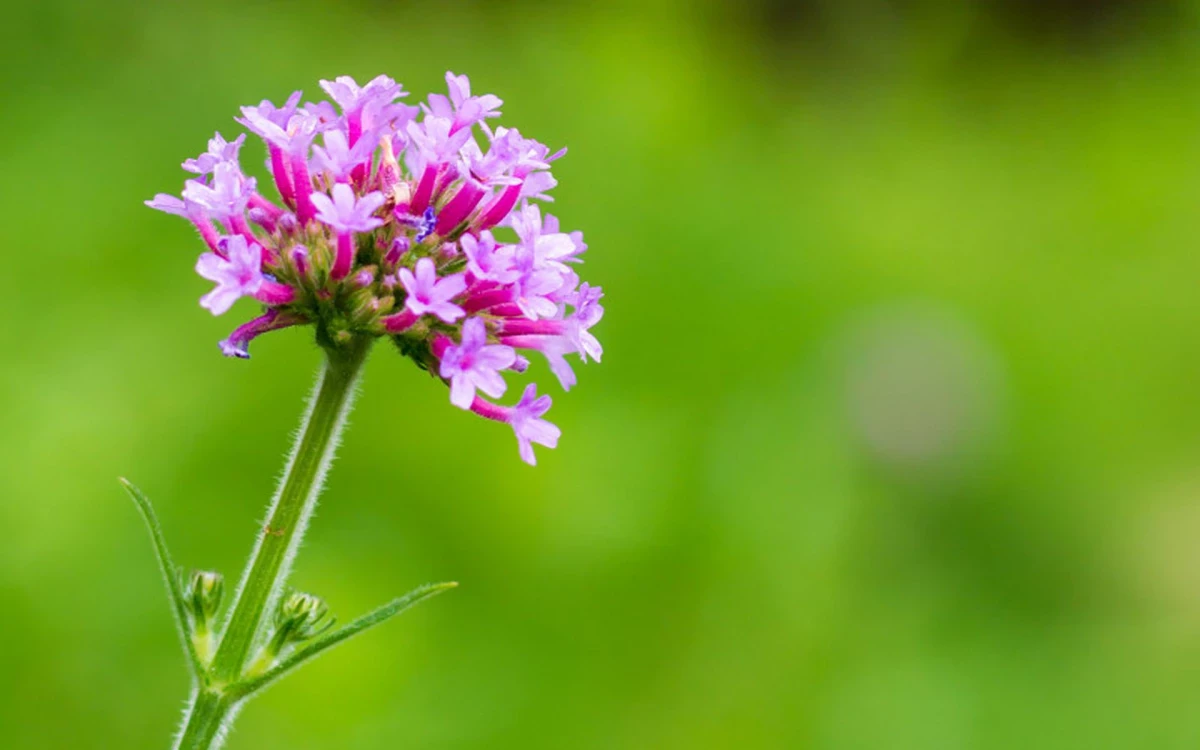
(246, 591, 335, 675)
(184, 570, 225, 663)
(148, 72, 604, 464)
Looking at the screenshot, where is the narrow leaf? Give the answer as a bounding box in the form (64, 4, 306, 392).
(230, 581, 457, 699)
(120, 477, 204, 677)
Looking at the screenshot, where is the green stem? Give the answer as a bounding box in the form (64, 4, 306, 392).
(173, 690, 236, 750)
(173, 338, 371, 750)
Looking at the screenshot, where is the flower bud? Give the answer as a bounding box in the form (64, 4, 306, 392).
(384, 236, 410, 267)
(274, 592, 334, 650)
(246, 591, 335, 676)
(185, 570, 224, 665)
(290, 245, 311, 279)
(247, 207, 274, 231)
(186, 570, 224, 629)
(352, 265, 377, 289)
(348, 289, 393, 326)
(378, 134, 402, 193)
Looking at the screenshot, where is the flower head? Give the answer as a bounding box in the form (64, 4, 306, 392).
(147, 72, 603, 464)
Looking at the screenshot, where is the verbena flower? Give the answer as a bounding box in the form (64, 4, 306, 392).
(396, 257, 467, 324)
(438, 317, 515, 408)
(195, 235, 266, 315)
(147, 72, 603, 464)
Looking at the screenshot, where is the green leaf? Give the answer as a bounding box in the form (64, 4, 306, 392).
(120, 477, 205, 678)
(230, 581, 457, 699)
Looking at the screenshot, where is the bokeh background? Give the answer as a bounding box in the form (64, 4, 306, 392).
(3, 0, 1200, 747)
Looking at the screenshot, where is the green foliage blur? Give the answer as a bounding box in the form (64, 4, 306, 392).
(3, 0, 1200, 747)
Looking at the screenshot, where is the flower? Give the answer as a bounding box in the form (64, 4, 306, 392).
(183, 133, 246, 175)
(439, 318, 516, 408)
(147, 72, 603, 464)
(507, 384, 561, 465)
(399, 258, 466, 323)
(424, 71, 502, 134)
(312, 129, 379, 183)
(320, 75, 405, 119)
(406, 116, 473, 175)
(511, 204, 579, 271)
(509, 245, 566, 321)
(461, 231, 518, 283)
(145, 194, 193, 217)
(566, 283, 604, 363)
(237, 96, 314, 154)
(182, 162, 256, 222)
(311, 183, 385, 234)
(312, 183, 385, 279)
(238, 91, 303, 133)
(195, 235, 265, 315)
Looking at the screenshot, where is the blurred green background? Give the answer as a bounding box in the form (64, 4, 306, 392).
(3, 0, 1200, 747)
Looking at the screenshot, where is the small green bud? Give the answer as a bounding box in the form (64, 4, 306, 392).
(184, 570, 224, 666)
(185, 570, 224, 629)
(248, 590, 336, 675)
(348, 290, 394, 326)
(276, 591, 334, 642)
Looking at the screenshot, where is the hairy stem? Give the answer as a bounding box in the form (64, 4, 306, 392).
(173, 690, 238, 750)
(173, 338, 371, 750)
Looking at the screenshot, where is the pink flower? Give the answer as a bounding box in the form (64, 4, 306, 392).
(195, 236, 264, 315)
(510, 204, 579, 271)
(424, 71, 502, 134)
(181, 163, 256, 222)
(311, 183, 385, 234)
(312, 129, 379, 183)
(468, 383, 561, 465)
(398, 258, 466, 323)
(439, 318, 516, 408)
(183, 132, 246, 175)
(461, 231, 518, 283)
(508, 384, 560, 466)
(148, 72, 603, 464)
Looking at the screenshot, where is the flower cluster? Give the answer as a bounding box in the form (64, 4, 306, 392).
(148, 73, 603, 464)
